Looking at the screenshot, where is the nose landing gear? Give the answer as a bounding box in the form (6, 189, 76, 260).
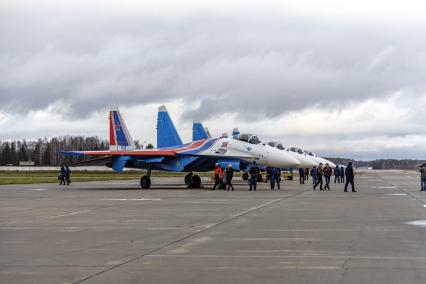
(140, 167, 152, 189)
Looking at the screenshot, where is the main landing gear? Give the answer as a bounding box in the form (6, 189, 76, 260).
(140, 168, 152, 189)
(185, 172, 202, 188)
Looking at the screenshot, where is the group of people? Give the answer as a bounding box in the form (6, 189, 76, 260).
(58, 165, 72, 186)
(311, 162, 356, 192)
(211, 161, 356, 192)
(212, 163, 235, 191)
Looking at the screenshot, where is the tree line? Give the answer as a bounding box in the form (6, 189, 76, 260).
(0, 136, 154, 166)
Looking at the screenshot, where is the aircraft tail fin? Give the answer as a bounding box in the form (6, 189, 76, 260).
(157, 105, 183, 148)
(192, 122, 209, 141)
(109, 107, 136, 151)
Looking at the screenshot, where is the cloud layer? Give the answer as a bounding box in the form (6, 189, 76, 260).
(1, 2, 426, 159)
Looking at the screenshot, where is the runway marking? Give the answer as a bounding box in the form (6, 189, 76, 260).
(100, 198, 161, 201)
(28, 188, 49, 191)
(295, 219, 342, 222)
(384, 193, 407, 196)
(147, 254, 426, 260)
(371, 186, 397, 189)
(407, 220, 426, 227)
(229, 238, 316, 241)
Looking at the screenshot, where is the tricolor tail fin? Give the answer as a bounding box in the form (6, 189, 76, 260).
(192, 122, 210, 141)
(157, 105, 183, 148)
(109, 107, 136, 151)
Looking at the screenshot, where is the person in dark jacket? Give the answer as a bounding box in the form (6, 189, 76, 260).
(344, 162, 356, 192)
(299, 168, 305, 184)
(311, 166, 318, 185)
(305, 168, 310, 181)
(249, 162, 260, 191)
(313, 163, 323, 190)
(340, 166, 345, 183)
(323, 163, 332, 190)
(268, 167, 276, 190)
(274, 168, 281, 190)
(225, 164, 235, 191)
(65, 165, 71, 185)
(59, 165, 66, 186)
(420, 164, 426, 191)
(334, 166, 340, 183)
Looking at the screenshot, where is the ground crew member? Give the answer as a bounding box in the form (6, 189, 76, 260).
(323, 163, 332, 190)
(249, 162, 260, 191)
(212, 163, 222, 190)
(225, 164, 235, 191)
(344, 162, 356, 192)
(313, 163, 323, 190)
(420, 164, 426, 191)
(334, 166, 340, 183)
(299, 168, 305, 184)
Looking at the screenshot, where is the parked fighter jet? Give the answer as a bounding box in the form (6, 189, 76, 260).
(62, 106, 301, 189)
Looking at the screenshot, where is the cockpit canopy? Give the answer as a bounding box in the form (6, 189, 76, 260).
(290, 147, 305, 154)
(236, 133, 262, 145)
(267, 141, 285, 150)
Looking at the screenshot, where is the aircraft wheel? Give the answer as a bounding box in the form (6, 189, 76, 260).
(184, 173, 192, 185)
(189, 175, 202, 188)
(242, 173, 249, 181)
(140, 175, 151, 189)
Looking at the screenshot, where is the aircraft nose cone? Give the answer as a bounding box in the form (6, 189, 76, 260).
(276, 151, 301, 168)
(294, 153, 318, 168)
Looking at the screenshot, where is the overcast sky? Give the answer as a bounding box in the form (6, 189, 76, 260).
(1, 0, 426, 160)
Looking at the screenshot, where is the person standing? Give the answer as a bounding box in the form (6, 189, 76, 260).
(305, 168, 310, 181)
(340, 166, 345, 183)
(59, 165, 66, 186)
(249, 162, 260, 191)
(313, 163, 324, 190)
(311, 166, 318, 186)
(225, 164, 235, 191)
(334, 166, 340, 183)
(299, 168, 305, 184)
(274, 168, 281, 190)
(323, 163, 332, 190)
(65, 165, 71, 186)
(420, 164, 426, 191)
(344, 162, 356, 192)
(212, 163, 222, 190)
(269, 167, 276, 190)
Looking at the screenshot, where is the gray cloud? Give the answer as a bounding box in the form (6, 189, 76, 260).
(1, 10, 426, 121)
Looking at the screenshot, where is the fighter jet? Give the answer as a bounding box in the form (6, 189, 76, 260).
(61, 106, 301, 189)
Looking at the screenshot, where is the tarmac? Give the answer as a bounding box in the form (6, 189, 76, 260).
(1, 170, 426, 284)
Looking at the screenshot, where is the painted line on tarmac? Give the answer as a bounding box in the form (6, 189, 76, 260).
(100, 198, 161, 201)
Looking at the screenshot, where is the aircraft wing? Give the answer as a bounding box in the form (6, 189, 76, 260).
(60, 149, 176, 157)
